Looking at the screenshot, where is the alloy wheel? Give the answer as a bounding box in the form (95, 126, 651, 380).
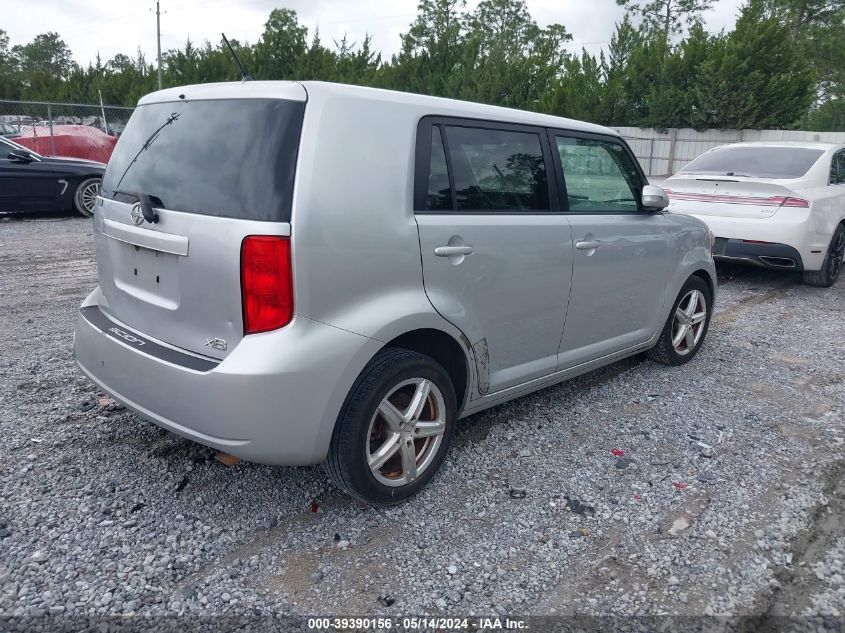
(78, 179, 101, 215)
(671, 289, 707, 356)
(366, 378, 447, 487)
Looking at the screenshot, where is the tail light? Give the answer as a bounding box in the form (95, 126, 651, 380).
(665, 190, 809, 208)
(241, 235, 293, 334)
(778, 197, 810, 208)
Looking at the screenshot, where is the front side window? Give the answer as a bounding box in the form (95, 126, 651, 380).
(556, 136, 640, 212)
(444, 126, 549, 211)
(0, 136, 39, 156)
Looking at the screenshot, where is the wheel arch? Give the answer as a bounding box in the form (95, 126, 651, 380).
(690, 268, 716, 300)
(382, 328, 472, 412)
(66, 172, 102, 188)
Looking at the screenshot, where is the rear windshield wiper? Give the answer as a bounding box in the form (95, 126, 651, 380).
(112, 112, 181, 195)
(112, 190, 161, 224)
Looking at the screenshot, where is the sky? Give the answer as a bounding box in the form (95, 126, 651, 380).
(4, 0, 747, 67)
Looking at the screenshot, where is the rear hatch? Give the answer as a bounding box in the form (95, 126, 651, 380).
(94, 84, 306, 360)
(664, 174, 807, 219)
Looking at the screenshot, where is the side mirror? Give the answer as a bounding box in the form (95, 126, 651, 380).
(641, 184, 669, 210)
(8, 149, 34, 163)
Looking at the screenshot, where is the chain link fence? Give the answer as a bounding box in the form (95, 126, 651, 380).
(0, 99, 135, 164)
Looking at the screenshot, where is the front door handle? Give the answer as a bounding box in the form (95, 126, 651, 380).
(434, 245, 474, 257)
(575, 240, 601, 250)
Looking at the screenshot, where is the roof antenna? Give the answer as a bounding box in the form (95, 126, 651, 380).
(221, 33, 252, 81)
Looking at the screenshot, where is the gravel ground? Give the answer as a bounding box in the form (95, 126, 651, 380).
(1, 214, 843, 631)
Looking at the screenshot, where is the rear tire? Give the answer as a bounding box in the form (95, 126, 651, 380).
(802, 224, 844, 287)
(325, 348, 457, 506)
(73, 177, 101, 218)
(647, 275, 712, 366)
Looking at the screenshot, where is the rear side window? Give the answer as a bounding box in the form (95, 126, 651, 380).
(102, 98, 305, 222)
(427, 127, 451, 211)
(831, 150, 845, 185)
(681, 146, 824, 179)
(556, 136, 641, 212)
(445, 126, 549, 211)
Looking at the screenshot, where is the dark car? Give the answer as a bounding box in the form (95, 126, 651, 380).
(0, 122, 21, 137)
(0, 136, 105, 217)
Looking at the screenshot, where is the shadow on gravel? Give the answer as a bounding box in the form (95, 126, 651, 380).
(0, 209, 78, 221)
(454, 355, 646, 449)
(715, 261, 800, 286)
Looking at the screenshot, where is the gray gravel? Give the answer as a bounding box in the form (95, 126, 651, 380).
(1, 215, 843, 629)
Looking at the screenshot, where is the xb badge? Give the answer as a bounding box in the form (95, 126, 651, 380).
(205, 338, 228, 352)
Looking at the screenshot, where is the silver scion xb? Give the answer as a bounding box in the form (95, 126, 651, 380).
(74, 81, 716, 505)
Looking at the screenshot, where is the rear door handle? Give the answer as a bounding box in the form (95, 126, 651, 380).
(434, 245, 474, 257)
(575, 240, 601, 250)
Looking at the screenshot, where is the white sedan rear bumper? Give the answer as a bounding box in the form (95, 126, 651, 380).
(676, 209, 826, 272)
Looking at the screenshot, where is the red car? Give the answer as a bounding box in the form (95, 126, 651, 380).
(13, 125, 118, 164)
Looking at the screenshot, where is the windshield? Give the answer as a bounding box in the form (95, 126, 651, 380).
(681, 146, 824, 179)
(102, 98, 304, 222)
(0, 136, 43, 158)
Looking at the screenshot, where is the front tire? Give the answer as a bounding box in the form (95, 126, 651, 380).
(803, 224, 844, 287)
(325, 348, 457, 506)
(647, 275, 712, 366)
(73, 177, 101, 217)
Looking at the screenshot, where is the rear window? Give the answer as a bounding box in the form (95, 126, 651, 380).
(681, 146, 824, 179)
(102, 98, 304, 222)
(445, 126, 549, 211)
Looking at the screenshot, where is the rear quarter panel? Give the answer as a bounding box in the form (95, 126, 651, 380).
(802, 154, 845, 252)
(291, 86, 444, 341)
(803, 188, 845, 253)
(290, 85, 476, 405)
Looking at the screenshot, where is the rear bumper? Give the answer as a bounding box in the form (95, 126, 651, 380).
(73, 288, 381, 465)
(711, 238, 804, 271)
(680, 211, 825, 271)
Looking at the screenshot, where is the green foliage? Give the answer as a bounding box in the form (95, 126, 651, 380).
(755, 0, 845, 127)
(387, 0, 468, 96)
(616, 0, 716, 39)
(0, 0, 839, 130)
(808, 98, 845, 132)
(693, 3, 815, 128)
(0, 29, 20, 100)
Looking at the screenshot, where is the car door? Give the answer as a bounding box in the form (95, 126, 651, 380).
(551, 132, 671, 369)
(415, 119, 573, 395)
(0, 139, 60, 210)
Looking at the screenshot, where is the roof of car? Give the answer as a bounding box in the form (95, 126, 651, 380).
(139, 80, 617, 138)
(713, 141, 843, 150)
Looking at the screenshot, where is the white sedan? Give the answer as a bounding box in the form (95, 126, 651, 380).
(664, 141, 845, 287)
